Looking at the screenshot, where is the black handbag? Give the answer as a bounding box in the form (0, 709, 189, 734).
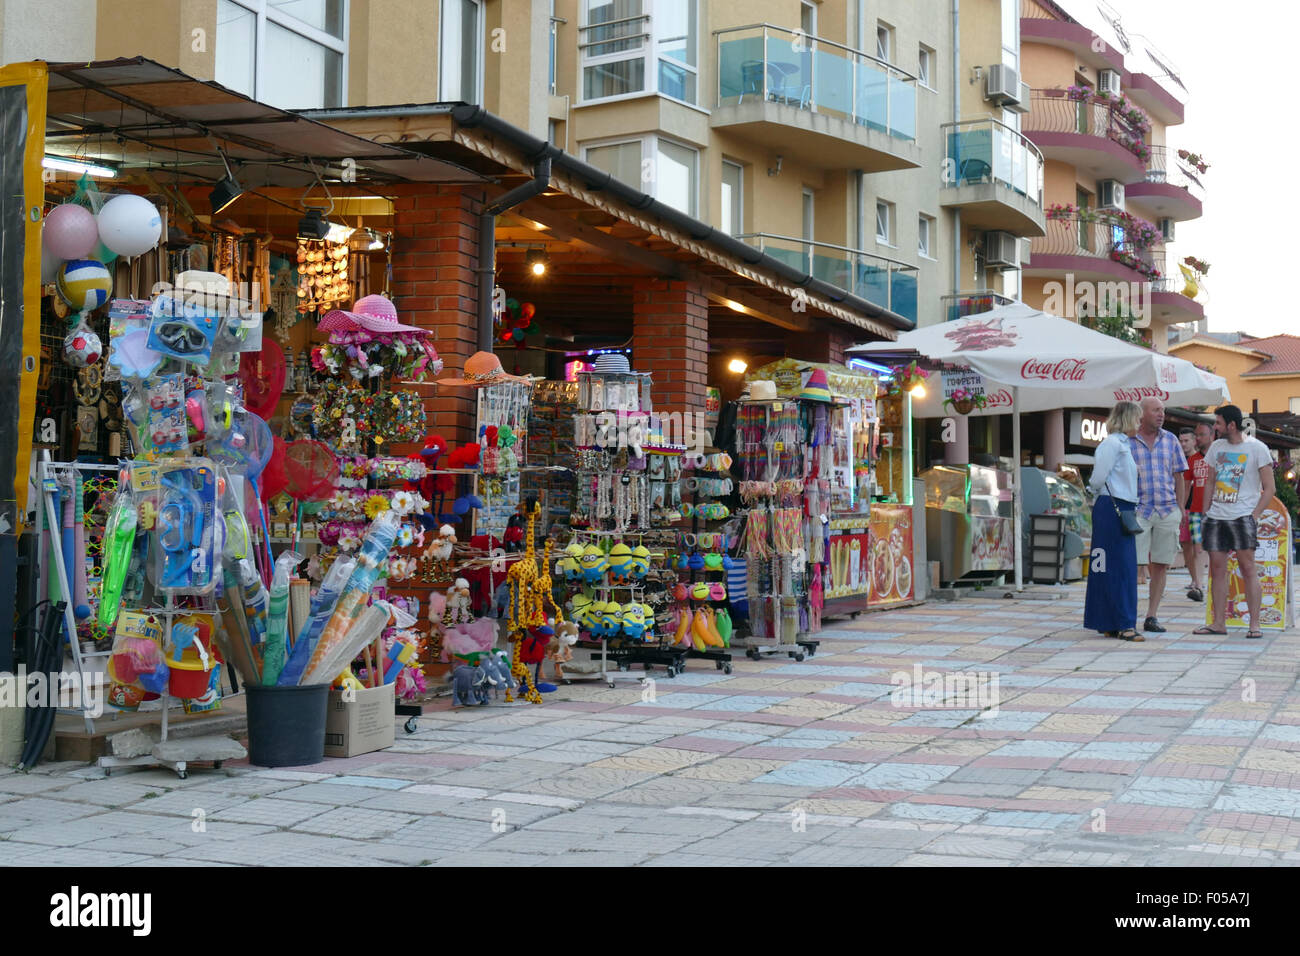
(1106, 481, 1142, 536)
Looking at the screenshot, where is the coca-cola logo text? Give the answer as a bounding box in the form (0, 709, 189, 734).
(1021, 358, 1088, 382)
(1112, 386, 1170, 402)
(1157, 361, 1178, 385)
(984, 389, 1014, 408)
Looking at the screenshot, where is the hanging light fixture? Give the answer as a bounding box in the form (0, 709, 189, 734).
(209, 146, 243, 214)
(367, 228, 386, 250)
(727, 358, 748, 374)
(526, 247, 549, 277)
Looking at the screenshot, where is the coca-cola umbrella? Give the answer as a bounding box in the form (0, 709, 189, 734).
(849, 300, 1231, 589)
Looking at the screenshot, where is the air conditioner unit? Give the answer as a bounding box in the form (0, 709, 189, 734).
(1098, 179, 1125, 210)
(1098, 69, 1122, 97)
(1005, 81, 1033, 114)
(1159, 217, 1175, 241)
(985, 64, 1022, 106)
(984, 231, 1018, 268)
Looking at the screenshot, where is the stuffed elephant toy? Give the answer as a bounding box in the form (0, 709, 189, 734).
(451, 663, 488, 707)
(480, 653, 515, 701)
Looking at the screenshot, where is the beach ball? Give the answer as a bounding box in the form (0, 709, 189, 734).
(63, 322, 102, 367)
(57, 259, 113, 312)
(42, 204, 99, 260)
(96, 194, 162, 257)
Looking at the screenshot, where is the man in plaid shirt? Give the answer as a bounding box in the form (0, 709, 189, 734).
(1131, 397, 1188, 633)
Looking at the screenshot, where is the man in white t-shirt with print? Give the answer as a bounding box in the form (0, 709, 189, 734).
(1198, 404, 1275, 638)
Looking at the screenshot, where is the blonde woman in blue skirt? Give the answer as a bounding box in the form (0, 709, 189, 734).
(1085, 401, 1142, 640)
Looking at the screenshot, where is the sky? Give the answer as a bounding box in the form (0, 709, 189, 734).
(1069, 0, 1295, 337)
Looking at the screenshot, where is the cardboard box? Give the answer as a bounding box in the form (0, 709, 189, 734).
(324, 683, 395, 757)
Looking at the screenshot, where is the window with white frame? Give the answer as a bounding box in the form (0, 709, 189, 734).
(580, 0, 699, 104)
(876, 22, 893, 63)
(216, 0, 346, 109)
(440, 0, 484, 102)
(584, 135, 699, 216)
(1001, 0, 1018, 70)
(876, 200, 894, 244)
(721, 160, 743, 235)
(918, 214, 934, 257)
(918, 45, 933, 88)
(1290, 397, 1300, 415)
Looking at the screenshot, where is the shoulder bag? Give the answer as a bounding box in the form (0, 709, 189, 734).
(1105, 480, 1142, 536)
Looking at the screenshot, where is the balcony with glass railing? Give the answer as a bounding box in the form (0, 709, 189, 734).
(1125, 145, 1205, 223)
(1021, 92, 1149, 183)
(738, 233, 918, 323)
(941, 119, 1046, 236)
(713, 24, 920, 173)
(941, 291, 1017, 323)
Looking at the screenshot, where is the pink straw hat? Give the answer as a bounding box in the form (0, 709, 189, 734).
(319, 294, 429, 335)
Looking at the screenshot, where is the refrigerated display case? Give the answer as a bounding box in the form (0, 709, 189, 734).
(921, 462, 1015, 583)
(1021, 466, 1090, 580)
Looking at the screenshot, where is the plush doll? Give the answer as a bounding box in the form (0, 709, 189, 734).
(482, 425, 500, 475)
(480, 652, 515, 700)
(451, 663, 487, 707)
(579, 544, 608, 584)
(547, 620, 579, 681)
(447, 443, 481, 470)
(442, 577, 473, 627)
(423, 523, 457, 575)
(497, 425, 519, 474)
(621, 603, 647, 640)
(607, 543, 634, 584)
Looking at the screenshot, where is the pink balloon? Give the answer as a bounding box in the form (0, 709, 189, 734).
(42, 204, 98, 260)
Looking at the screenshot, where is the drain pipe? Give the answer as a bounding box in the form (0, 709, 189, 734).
(477, 157, 552, 352)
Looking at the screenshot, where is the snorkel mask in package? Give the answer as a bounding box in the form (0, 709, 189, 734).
(152, 459, 218, 594)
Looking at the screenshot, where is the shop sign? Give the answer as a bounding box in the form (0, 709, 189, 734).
(827, 532, 869, 598)
(868, 504, 914, 605)
(1069, 411, 1109, 447)
(1208, 498, 1292, 630)
(942, 370, 986, 401)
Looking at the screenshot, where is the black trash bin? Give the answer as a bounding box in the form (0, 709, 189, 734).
(245, 683, 330, 767)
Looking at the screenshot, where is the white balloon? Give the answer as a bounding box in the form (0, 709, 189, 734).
(96, 193, 162, 258)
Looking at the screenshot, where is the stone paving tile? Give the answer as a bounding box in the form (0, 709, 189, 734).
(210, 798, 327, 827)
(0, 797, 105, 832)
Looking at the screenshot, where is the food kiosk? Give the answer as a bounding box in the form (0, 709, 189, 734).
(920, 461, 1015, 584)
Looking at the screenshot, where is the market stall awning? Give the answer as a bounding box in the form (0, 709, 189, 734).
(40, 57, 486, 190)
(850, 301, 1231, 414)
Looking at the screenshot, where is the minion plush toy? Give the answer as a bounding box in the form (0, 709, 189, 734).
(580, 543, 608, 584)
(607, 542, 634, 583)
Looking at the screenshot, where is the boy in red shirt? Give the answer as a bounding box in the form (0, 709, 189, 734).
(1178, 423, 1213, 601)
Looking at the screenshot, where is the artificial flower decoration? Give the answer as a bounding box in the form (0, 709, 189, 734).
(397, 524, 415, 548)
(329, 490, 352, 513)
(390, 490, 416, 516)
(338, 530, 363, 551)
(363, 494, 390, 520)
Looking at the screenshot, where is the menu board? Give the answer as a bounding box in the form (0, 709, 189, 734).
(1206, 497, 1292, 630)
(827, 530, 870, 598)
(868, 504, 915, 606)
(971, 514, 1015, 571)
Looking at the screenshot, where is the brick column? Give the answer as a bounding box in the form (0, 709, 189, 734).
(388, 184, 484, 450)
(631, 279, 709, 428)
(782, 327, 862, 365)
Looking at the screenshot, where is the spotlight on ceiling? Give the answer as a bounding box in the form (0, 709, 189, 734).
(367, 228, 386, 251)
(297, 207, 330, 240)
(526, 248, 549, 277)
(209, 146, 243, 213)
(727, 358, 748, 374)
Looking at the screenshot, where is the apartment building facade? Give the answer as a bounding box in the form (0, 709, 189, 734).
(3, 0, 1053, 336)
(1017, 0, 1205, 352)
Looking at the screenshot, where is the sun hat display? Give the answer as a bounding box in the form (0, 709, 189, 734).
(591, 353, 632, 374)
(320, 294, 429, 336)
(799, 368, 832, 403)
(746, 380, 778, 401)
(437, 351, 530, 387)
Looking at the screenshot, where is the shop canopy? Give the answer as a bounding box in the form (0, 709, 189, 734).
(849, 301, 1232, 592)
(41, 57, 485, 190)
(849, 301, 1231, 414)
(744, 359, 877, 400)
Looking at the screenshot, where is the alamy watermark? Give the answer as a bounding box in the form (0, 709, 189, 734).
(890, 663, 1000, 717)
(1, 667, 105, 719)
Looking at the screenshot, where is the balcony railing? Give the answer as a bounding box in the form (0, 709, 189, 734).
(1022, 93, 1149, 164)
(715, 24, 917, 142)
(1031, 215, 1160, 279)
(1144, 145, 1206, 201)
(941, 291, 1016, 323)
(942, 118, 1045, 206)
(738, 232, 918, 321)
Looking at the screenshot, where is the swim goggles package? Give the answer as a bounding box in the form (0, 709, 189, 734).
(148, 458, 219, 595)
(145, 374, 189, 455)
(147, 294, 220, 366)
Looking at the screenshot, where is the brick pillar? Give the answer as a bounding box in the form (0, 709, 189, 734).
(782, 327, 861, 365)
(388, 184, 484, 451)
(632, 279, 709, 430)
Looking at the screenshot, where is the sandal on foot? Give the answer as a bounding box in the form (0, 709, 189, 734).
(1187, 588, 1204, 602)
(1118, 629, 1144, 641)
(1246, 630, 1264, 639)
(1192, 625, 1227, 635)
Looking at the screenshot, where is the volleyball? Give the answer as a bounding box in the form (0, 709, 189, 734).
(56, 259, 113, 312)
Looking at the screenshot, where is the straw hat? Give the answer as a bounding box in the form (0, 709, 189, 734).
(320, 294, 428, 335)
(437, 351, 530, 387)
(592, 353, 632, 374)
(745, 380, 777, 401)
(799, 369, 832, 403)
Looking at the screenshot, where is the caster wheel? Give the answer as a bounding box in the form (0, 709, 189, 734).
(103, 768, 111, 777)
(177, 771, 188, 780)
(724, 664, 733, 675)
(715, 661, 723, 670)
(214, 761, 223, 770)
(794, 653, 805, 662)
(607, 681, 616, 689)
(404, 717, 419, 734)
(665, 667, 676, 678)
